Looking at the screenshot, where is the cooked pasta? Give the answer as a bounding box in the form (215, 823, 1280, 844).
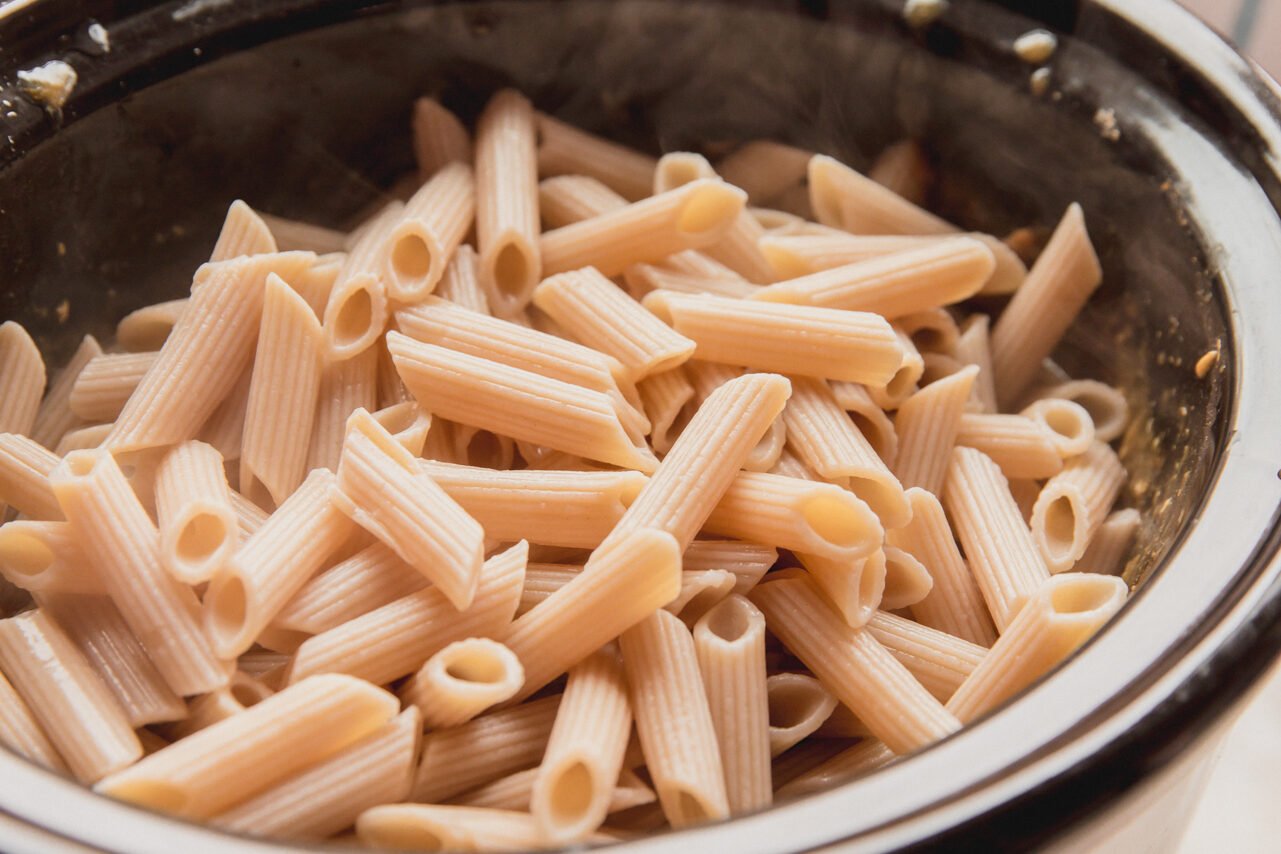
(1021, 398, 1095, 458)
(413, 97, 471, 180)
(400, 638, 524, 730)
(435, 244, 491, 315)
(1030, 441, 1127, 573)
(0, 321, 45, 438)
(357, 804, 548, 853)
(386, 161, 475, 302)
(879, 546, 934, 611)
(1029, 379, 1129, 443)
(538, 175, 628, 229)
(115, 298, 188, 353)
(273, 540, 424, 634)
(154, 440, 237, 585)
(0, 521, 100, 595)
(638, 366, 695, 454)
(1076, 508, 1140, 576)
(955, 413, 1065, 480)
(306, 345, 379, 473)
(891, 365, 979, 493)
(535, 112, 656, 202)
(476, 90, 541, 316)
(0, 667, 66, 772)
(717, 140, 812, 206)
(683, 540, 777, 595)
(69, 351, 156, 423)
(322, 204, 398, 361)
(30, 334, 100, 449)
(764, 672, 838, 756)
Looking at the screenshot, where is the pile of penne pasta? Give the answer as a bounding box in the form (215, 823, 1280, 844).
(0, 88, 1140, 849)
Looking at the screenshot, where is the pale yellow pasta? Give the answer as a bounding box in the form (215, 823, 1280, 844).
(538, 175, 628, 228)
(228, 488, 269, 539)
(413, 97, 471, 180)
(622, 260, 760, 300)
(638, 366, 695, 454)
(653, 151, 716, 194)
(209, 200, 277, 262)
(666, 568, 736, 623)
(0, 667, 66, 772)
(531, 647, 632, 843)
(0, 609, 140, 782)
(867, 329, 924, 411)
(161, 672, 275, 741)
(716, 141, 812, 206)
(274, 541, 423, 634)
(759, 232, 932, 279)
(947, 574, 1127, 722)
(419, 461, 645, 550)
(115, 298, 187, 353)
(749, 237, 994, 318)
(864, 610, 985, 702)
(535, 112, 656, 202)
(944, 447, 1051, 631)
(197, 362, 253, 463)
(954, 313, 998, 413)
(214, 707, 420, 840)
(97, 674, 399, 819)
(1031, 441, 1127, 573)
(795, 547, 887, 630)
(621, 608, 729, 827)
(68, 351, 155, 423)
(287, 252, 343, 320)
(879, 546, 934, 611)
(412, 693, 561, 802)
(288, 541, 527, 686)
(388, 331, 657, 472)
(50, 449, 226, 695)
(892, 366, 979, 494)
(887, 488, 998, 646)
(306, 345, 378, 472)
(896, 306, 961, 354)
(534, 268, 696, 381)
(661, 248, 750, 281)
(703, 470, 882, 562)
(956, 413, 1065, 480)
(203, 468, 354, 659)
(51, 423, 111, 455)
(457, 766, 653, 815)
(765, 672, 838, 756)
(475, 90, 541, 315)
(683, 540, 777, 595)
(436, 244, 491, 315)
(323, 204, 399, 360)
(38, 593, 187, 727)
(500, 529, 680, 703)
(693, 595, 771, 814)
(829, 380, 899, 467)
(30, 334, 101, 449)
(384, 161, 475, 302)
(1021, 398, 1095, 458)
(400, 638, 524, 729)
(782, 376, 910, 528)
(332, 410, 483, 609)
(540, 179, 747, 278)
(258, 214, 347, 255)
(990, 204, 1103, 407)
(357, 804, 547, 853)
(0, 322, 45, 438)
(749, 573, 961, 753)
(154, 440, 236, 585)
(773, 740, 896, 800)
(0, 521, 100, 595)
(105, 252, 314, 453)
(1076, 508, 1140, 576)
(370, 401, 432, 458)
(1029, 379, 1129, 444)
(644, 290, 901, 386)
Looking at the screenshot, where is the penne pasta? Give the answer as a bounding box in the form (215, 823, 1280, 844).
(306, 345, 379, 473)
(773, 740, 896, 800)
(154, 440, 237, 585)
(0, 321, 45, 438)
(879, 546, 934, 611)
(273, 540, 424, 634)
(384, 161, 475, 302)
(413, 97, 471, 180)
(622, 260, 760, 300)
(401, 638, 524, 730)
(435, 244, 491, 315)
(0, 667, 66, 772)
(69, 351, 156, 423)
(794, 547, 888, 631)
(829, 381, 899, 467)
(476, 90, 542, 316)
(0, 520, 101, 595)
(54, 423, 113, 456)
(258, 214, 347, 255)
(538, 175, 628, 229)
(864, 610, 985, 702)
(1030, 441, 1127, 573)
(954, 314, 998, 413)
(198, 362, 253, 463)
(535, 112, 656, 202)
(638, 366, 695, 454)
(1076, 507, 1140, 577)
(944, 447, 1051, 631)
(1029, 379, 1129, 444)
(956, 413, 1065, 480)
(717, 141, 812, 206)
(357, 804, 547, 853)
(683, 540, 777, 595)
(115, 298, 187, 353)
(323, 204, 399, 361)
(765, 672, 838, 756)
(209, 200, 277, 262)
(31, 334, 101, 450)
(868, 329, 924, 411)
(1021, 398, 1095, 458)
(654, 151, 717, 194)
(892, 366, 979, 494)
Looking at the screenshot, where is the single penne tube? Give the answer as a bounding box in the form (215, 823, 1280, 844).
(892, 366, 979, 494)
(31, 334, 101, 449)
(868, 329, 924, 411)
(886, 488, 998, 646)
(954, 313, 998, 413)
(0, 321, 45, 438)
(639, 366, 695, 454)
(50, 449, 226, 696)
(475, 90, 541, 315)
(539, 179, 747, 277)
(535, 112, 657, 202)
(159, 672, 273, 742)
(0, 433, 62, 520)
(54, 423, 113, 456)
(717, 141, 812, 205)
(667, 568, 736, 624)
(370, 401, 432, 457)
(1030, 441, 1127, 573)
(286, 251, 343, 319)
(1028, 379, 1129, 444)
(435, 244, 491, 315)
(323, 203, 400, 360)
(97, 674, 399, 819)
(683, 540, 777, 595)
(829, 380, 899, 467)
(457, 766, 654, 814)
(795, 547, 888, 630)
(332, 410, 483, 609)
(531, 647, 633, 843)
(955, 413, 1065, 480)
(154, 440, 237, 585)
(38, 593, 187, 727)
(749, 573, 961, 753)
(1020, 398, 1095, 458)
(388, 332, 657, 472)
(305, 345, 379, 473)
(0, 520, 101, 595)
(412, 693, 562, 802)
(69, 351, 156, 423)
(765, 672, 838, 757)
(760, 232, 931, 279)
(749, 238, 994, 318)
(240, 273, 325, 507)
(115, 298, 188, 352)
(213, 707, 420, 840)
(0, 610, 140, 782)
(357, 804, 548, 853)
(654, 151, 717, 194)
(703, 470, 882, 562)
(384, 161, 475, 302)
(204, 468, 355, 659)
(622, 260, 760, 300)
(621, 609, 730, 827)
(401, 638, 524, 729)
(375, 340, 412, 410)
(538, 175, 628, 228)
(991, 204, 1103, 406)
(944, 447, 1051, 631)
(419, 461, 646, 549)
(947, 574, 1127, 722)
(643, 290, 901, 386)
(413, 96, 471, 180)
(273, 540, 425, 634)
(288, 541, 527, 686)
(864, 610, 985, 702)
(534, 268, 697, 381)
(693, 595, 771, 814)
(895, 306, 961, 354)
(258, 214, 347, 254)
(197, 361, 253, 463)
(0, 667, 66, 772)
(209, 199, 277, 261)
(773, 740, 896, 800)
(105, 252, 314, 453)
(1076, 507, 1140, 576)
(879, 546, 934, 611)
(783, 376, 910, 529)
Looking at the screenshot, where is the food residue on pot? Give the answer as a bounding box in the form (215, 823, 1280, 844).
(1014, 29, 1058, 64)
(902, 0, 948, 28)
(1094, 107, 1121, 141)
(1195, 347, 1219, 379)
(16, 60, 78, 110)
(1029, 67, 1051, 96)
(88, 23, 111, 53)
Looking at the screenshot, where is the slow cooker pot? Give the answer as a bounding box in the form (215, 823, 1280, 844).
(0, 0, 1279, 851)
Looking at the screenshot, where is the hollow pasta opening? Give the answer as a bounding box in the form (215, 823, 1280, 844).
(669, 787, 715, 826)
(491, 242, 530, 298)
(105, 778, 187, 814)
(0, 531, 54, 576)
(703, 596, 754, 643)
(801, 491, 873, 549)
(392, 233, 434, 283)
(675, 184, 740, 236)
(768, 679, 824, 730)
(547, 760, 596, 826)
(443, 650, 508, 685)
(207, 574, 249, 646)
(65, 451, 100, 478)
(333, 287, 374, 347)
(1043, 494, 1080, 562)
(1049, 575, 1123, 615)
(176, 512, 229, 566)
